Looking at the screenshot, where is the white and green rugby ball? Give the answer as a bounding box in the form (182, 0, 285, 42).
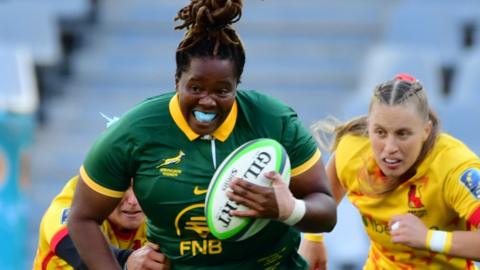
(205, 138, 291, 241)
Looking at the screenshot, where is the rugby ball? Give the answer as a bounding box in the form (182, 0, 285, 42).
(205, 138, 291, 241)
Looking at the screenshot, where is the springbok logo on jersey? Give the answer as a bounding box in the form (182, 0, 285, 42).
(156, 150, 185, 177)
(407, 184, 427, 217)
(157, 151, 185, 167)
(460, 168, 480, 200)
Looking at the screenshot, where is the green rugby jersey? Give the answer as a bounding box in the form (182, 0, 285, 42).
(81, 90, 321, 269)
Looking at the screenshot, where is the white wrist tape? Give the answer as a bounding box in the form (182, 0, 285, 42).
(282, 199, 306, 226)
(426, 230, 452, 253)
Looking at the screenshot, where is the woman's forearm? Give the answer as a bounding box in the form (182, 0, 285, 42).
(68, 217, 121, 270)
(448, 230, 480, 260)
(68, 177, 123, 269)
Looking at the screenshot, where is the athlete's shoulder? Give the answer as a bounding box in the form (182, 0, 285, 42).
(236, 90, 293, 114)
(142, 91, 175, 103)
(128, 91, 175, 115)
(111, 91, 175, 130)
(50, 176, 79, 204)
(335, 134, 370, 174)
(337, 134, 369, 158)
(39, 176, 79, 245)
(432, 133, 478, 161)
(418, 133, 479, 180)
(436, 133, 470, 148)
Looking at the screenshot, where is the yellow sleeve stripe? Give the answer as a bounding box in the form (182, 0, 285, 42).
(291, 149, 321, 177)
(80, 166, 124, 198)
(303, 233, 324, 242)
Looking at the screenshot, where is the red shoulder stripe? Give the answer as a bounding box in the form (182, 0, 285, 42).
(41, 251, 55, 270)
(41, 227, 69, 269)
(51, 227, 69, 251)
(467, 206, 480, 228)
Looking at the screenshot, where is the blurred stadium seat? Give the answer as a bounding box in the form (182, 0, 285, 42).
(340, 45, 445, 120)
(37, 0, 91, 20)
(0, 1, 61, 67)
(438, 47, 480, 155)
(381, 0, 480, 66)
(448, 47, 480, 105)
(380, 0, 480, 97)
(0, 46, 38, 114)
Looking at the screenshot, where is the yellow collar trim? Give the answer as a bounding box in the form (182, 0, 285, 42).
(169, 94, 237, 142)
(211, 99, 237, 142)
(169, 94, 198, 141)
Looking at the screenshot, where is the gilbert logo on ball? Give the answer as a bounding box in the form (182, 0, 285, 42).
(205, 138, 291, 241)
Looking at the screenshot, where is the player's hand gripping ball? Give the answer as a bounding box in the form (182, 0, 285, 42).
(205, 138, 291, 241)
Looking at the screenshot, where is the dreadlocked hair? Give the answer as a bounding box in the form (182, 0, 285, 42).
(174, 0, 245, 83)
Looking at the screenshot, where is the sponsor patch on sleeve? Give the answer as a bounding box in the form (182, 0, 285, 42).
(460, 168, 480, 200)
(61, 208, 70, 224)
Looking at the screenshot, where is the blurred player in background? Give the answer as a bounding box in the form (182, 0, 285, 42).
(302, 74, 480, 269)
(32, 175, 169, 269)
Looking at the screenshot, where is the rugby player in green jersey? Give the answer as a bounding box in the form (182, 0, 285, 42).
(68, 1, 337, 269)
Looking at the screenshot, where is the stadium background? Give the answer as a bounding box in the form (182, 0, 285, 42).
(0, 0, 478, 269)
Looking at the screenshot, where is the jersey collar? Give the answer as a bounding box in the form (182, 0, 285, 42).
(169, 93, 237, 142)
